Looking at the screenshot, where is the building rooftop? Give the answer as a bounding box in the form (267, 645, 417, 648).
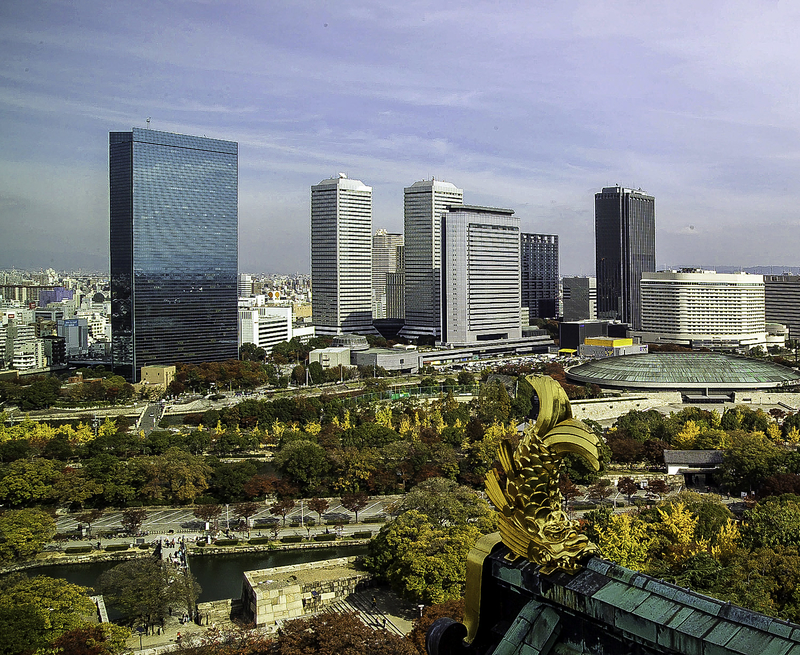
(566, 352, 800, 390)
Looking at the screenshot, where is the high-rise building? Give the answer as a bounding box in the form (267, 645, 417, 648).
(562, 277, 597, 322)
(311, 174, 376, 335)
(441, 205, 521, 345)
(637, 270, 767, 349)
(520, 233, 559, 322)
(400, 179, 463, 340)
(371, 229, 404, 319)
(765, 275, 800, 341)
(386, 245, 405, 320)
(238, 273, 254, 298)
(595, 186, 655, 328)
(110, 128, 238, 382)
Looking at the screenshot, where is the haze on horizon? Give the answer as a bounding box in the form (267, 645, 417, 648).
(2, 0, 800, 276)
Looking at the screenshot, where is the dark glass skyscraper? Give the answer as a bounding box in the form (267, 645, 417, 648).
(521, 233, 559, 322)
(110, 128, 238, 382)
(595, 186, 655, 329)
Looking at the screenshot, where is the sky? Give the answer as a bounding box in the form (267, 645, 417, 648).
(2, 0, 800, 276)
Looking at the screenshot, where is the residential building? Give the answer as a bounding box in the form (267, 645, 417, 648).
(110, 128, 238, 382)
(595, 186, 655, 328)
(765, 275, 800, 340)
(441, 205, 521, 346)
(562, 277, 597, 321)
(400, 179, 463, 340)
(371, 229, 403, 319)
(636, 270, 768, 349)
(311, 174, 376, 335)
(520, 233, 559, 321)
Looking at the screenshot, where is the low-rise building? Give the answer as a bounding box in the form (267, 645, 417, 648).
(579, 336, 648, 359)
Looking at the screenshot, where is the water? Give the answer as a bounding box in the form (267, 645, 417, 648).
(20, 544, 368, 603)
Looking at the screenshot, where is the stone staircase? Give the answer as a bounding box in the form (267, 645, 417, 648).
(323, 595, 406, 637)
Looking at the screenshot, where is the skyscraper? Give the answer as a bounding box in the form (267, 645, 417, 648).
(110, 128, 238, 382)
(520, 233, 559, 322)
(441, 205, 521, 345)
(311, 174, 376, 335)
(371, 229, 404, 319)
(595, 186, 655, 328)
(399, 179, 463, 340)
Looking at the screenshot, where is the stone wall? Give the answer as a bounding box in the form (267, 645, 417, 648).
(242, 556, 370, 628)
(569, 392, 682, 422)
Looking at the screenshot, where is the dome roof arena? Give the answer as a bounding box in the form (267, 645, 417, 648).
(566, 352, 800, 391)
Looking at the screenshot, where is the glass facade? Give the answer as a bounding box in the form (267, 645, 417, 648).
(110, 128, 238, 382)
(595, 187, 655, 329)
(520, 233, 559, 321)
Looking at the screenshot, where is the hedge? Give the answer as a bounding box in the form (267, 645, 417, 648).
(281, 536, 303, 543)
(105, 544, 130, 552)
(362, 516, 386, 524)
(247, 537, 272, 545)
(65, 546, 93, 554)
(137, 543, 150, 550)
(214, 539, 239, 547)
(313, 534, 337, 542)
(571, 503, 598, 511)
(351, 531, 372, 539)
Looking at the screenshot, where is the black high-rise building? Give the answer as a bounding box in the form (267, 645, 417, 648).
(595, 186, 655, 329)
(520, 233, 559, 322)
(110, 128, 238, 382)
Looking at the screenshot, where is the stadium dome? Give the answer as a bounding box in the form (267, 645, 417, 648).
(566, 352, 800, 391)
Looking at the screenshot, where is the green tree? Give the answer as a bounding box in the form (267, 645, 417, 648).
(721, 433, 779, 494)
(274, 439, 330, 493)
(475, 380, 511, 424)
(135, 447, 211, 503)
(0, 457, 60, 507)
(0, 573, 99, 652)
(97, 559, 197, 630)
(51, 467, 104, 509)
(398, 477, 497, 531)
(0, 508, 56, 561)
(741, 496, 800, 548)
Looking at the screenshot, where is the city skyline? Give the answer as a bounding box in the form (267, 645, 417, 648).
(3, 2, 800, 275)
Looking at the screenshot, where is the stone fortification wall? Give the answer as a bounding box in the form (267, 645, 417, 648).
(570, 392, 682, 422)
(732, 391, 800, 408)
(242, 556, 370, 628)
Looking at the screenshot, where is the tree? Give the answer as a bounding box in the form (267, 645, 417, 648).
(234, 501, 261, 534)
(594, 512, 653, 570)
(308, 497, 330, 524)
(52, 468, 104, 509)
(0, 508, 56, 561)
(267, 611, 417, 655)
(648, 478, 671, 498)
(53, 624, 131, 655)
(0, 573, 99, 653)
(269, 499, 296, 526)
(136, 447, 211, 503)
(0, 457, 60, 507)
(341, 491, 369, 523)
(617, 477, 638, 503)
(77, 508, 105, 537)
(97, 559, 197, 630)
(475, 380, 511, 424)
(194, 504, 223, 530)
(399, 477, 497, 531)
(121, 508, 148, 535)
(587, 480, 613, 502)
(721, 433, 779, 494)
(274, 440, 330, 494)
(407, 599, 465, 655)
(741, 496, 800, 548)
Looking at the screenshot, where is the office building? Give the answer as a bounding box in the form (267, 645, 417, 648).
(520, 233, 559, 321)
(238, 306, 292, 353)
(372, 229, 403, 319)
(441, 205, 521, 345)
(765, 275, 800, 340)
(311, 174, 376, 335)
(595, 186, 655, 328)
(238, 274, 254, 298)
(636, 270, 768, 349)
(386, 244, 405, 319)
(562, 277, 597, 322)
(110, 128, 238, 382)
(400, 179, 463, 340)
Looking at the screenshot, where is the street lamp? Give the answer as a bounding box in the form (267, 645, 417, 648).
(226, 504, 230, 531)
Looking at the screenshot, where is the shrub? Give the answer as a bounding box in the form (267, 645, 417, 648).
(352, 531, 372, 539)
(281, 536, 303, 543)
(363, 516, 386, 524)
(247, 537, 272, 545)
(137, 543, 150, 550)
(105, 544, 130, 552)
(64, 546, 92, 554)
(214, 539, 239, 547)
(313, 534, 337, 542)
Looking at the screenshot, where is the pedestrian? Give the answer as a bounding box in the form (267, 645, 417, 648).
(372, 596, 377, 610)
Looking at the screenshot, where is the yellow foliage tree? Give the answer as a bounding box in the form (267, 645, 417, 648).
(673, 420, 700, 450)
(786, 426, 800, 446)
(711, 519, 740, 564)
(656, 501, 708, 566)
(374, 405, 394, 429)
(595, 513, 653, 571)
(767, 422, 783, 444)
(304, 420, 322, 436)
(99, 417, 117, 437)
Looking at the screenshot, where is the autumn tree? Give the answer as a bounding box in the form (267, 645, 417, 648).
(308, 497, 330, 524)
(341, 491, 369, 523)
(234, 501, 261, 534)
(617, 477, 638, 503)
(194, 504, 223, 530)
(269, 499, 296, 526)
(77, 508, 105, 537)
(648, 478, 671, 498)
(594, 512, 653, 570)
(121, 508, 148, 535)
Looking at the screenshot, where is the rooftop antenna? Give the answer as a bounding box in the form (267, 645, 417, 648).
(146, 117, 151, 129)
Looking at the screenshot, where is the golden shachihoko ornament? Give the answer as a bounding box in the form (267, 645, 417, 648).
(485, 375, 601, 574)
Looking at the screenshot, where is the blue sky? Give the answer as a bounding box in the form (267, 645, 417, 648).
(2, 0, 800, 275)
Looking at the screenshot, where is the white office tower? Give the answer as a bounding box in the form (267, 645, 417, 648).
(372, 229, 404, 319)
(399, 179, 463, 340)
(441, 205, 522, 346)
(311, 174, 377, 335)
(238, 273, 254, 298)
